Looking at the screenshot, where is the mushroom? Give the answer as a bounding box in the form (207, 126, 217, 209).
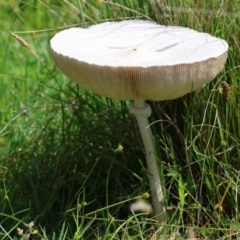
(50, 20, 228, 224)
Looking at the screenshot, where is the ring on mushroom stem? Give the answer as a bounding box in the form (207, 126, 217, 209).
(50, 19, 228, 230)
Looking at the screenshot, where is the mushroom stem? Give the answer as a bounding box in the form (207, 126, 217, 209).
(130, 99, 166, 224)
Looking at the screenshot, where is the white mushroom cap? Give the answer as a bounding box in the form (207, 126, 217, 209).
(50, 20, 228, 101)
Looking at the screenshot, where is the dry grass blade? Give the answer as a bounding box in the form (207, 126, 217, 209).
(11, 32, 41, 60)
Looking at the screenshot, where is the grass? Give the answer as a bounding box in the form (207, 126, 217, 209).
(0, 0, 240, 239)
